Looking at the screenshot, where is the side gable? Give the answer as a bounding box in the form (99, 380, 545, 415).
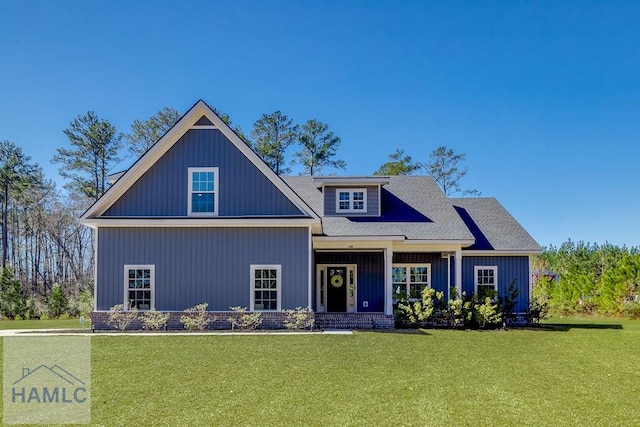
(81, 100, 319, 223)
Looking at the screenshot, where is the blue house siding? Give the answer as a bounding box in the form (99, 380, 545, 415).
(461, 256, 530, 312)
(96, 227, 309, 311)
(323, 186, 380, 217)
(393, 253, 449, 296)
(103, 129, 304, 217)
(314, 252, 384, 312)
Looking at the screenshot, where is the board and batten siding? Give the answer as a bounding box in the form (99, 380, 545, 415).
(323, 186, 380, 217)
(462, 256, 530, 312)
(393, 253, 449, 296)
(96, 227, 309, 311)
(104, 129, 304, 217)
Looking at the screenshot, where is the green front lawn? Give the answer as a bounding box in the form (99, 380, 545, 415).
(3, 317, 640, 426)
(0, 318, 91, 330)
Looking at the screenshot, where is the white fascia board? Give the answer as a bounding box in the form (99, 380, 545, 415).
(80, 217, 319, 228)
(313, 176, 391, 187)
(107, 171, 125, 184)
(462, 250, 543, 256)
(393, 242, 465, 253)
(82, 100, 319, 222)
(398, 239, 475, 246)
(313, 238, 404, 251)
(314, 235, 406, 242)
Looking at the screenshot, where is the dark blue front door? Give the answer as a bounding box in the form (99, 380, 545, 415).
(327, 267, 347, 312)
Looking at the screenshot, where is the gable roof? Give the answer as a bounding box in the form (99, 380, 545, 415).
(81, 100, 319, 222)
(284, 175, 475, 242)
(450, 197, 541, 253)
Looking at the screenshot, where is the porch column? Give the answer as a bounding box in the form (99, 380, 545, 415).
(308, 226, 313, 310)
(455, 248, 462, 298)
(384, 244, 394, 315)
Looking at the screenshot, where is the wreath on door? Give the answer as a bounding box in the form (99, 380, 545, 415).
(330, 274, 344, 288)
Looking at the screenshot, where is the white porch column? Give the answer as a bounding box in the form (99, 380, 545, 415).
(384, 244, 394, 315)
(93, 227, 98, 311)
(308, 226, 313, 311)
(455, 248, 463, 298)
(446, 254, 451, 300)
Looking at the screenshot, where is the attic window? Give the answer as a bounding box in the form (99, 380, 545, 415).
(188, 167, 219, 216)
(336, 189, 367, 213)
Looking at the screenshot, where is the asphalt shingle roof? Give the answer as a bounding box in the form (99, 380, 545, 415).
(284, 175, 541, 252)
(450, 197, 541, 252)
(284, 176, 474, 241)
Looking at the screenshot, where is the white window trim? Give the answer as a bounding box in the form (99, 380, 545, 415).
(474, 266, 498, 295)
(188, 167, 219, 216)
(123, 264, 155, 311)
(250, 264, 282, 311)
(335, 188, 368, 213)
(392, 263, 431, 300)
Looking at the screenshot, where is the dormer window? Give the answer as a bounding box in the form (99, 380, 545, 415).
(336, 188, 367, 213)
(188, 167, 219, 216)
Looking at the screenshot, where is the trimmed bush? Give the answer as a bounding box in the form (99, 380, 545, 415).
(180, 303, 211, 331)
(107, 304, 138, 331)
(142, 309, 170, 330)
(228, 306, 262, 330)
(283, 307, 314, 330)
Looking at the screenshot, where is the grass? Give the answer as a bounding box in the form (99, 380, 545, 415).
(2, 317, 640, 426)
(0, 318, 91, 330)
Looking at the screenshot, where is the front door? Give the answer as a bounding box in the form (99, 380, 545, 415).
(327, 267, 348, 312)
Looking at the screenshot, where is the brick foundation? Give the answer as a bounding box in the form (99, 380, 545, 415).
(90, 311, 316, 331)
(315, 313, 394, 330)
(91, 310, 394, 331)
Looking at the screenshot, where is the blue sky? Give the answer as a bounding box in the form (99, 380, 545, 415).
(1, 1, 639, 247)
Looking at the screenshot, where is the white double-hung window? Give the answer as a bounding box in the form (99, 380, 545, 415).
(392, 264, 431, 300)
(250, 265, 281, 311)
(188, 167, 218, 216)
(336, 188, 367, 213)
(124, 265, 155, 310)
(474, 266, 498, 299)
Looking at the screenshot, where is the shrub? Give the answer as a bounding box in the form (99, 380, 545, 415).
(500, 280, 520, 326)
(474, 294, 502, 329)
(142, 309, 170, 330)
(26, 296, 47, 320)
(397, 288, 443, 326)
(107, 304, 138, 331)
(180, 303, 211, 331)
(393, 290, 410, 327)
(619, 300, 640, 319)
(444, 288, 473, 328)
(528, 298, 549, 324)
(48, 284, 69, 319)
(283, 307, 314, 330)
(67, 289, 93, 317)
(0, 267, 27, 319)
(228, 306, 262, 330)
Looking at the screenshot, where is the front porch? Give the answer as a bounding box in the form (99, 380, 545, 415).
(313, 240, 465, 320)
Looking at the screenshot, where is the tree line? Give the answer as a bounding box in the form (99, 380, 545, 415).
(0, 103, 477, 319)
(533, 240, 640, 318)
